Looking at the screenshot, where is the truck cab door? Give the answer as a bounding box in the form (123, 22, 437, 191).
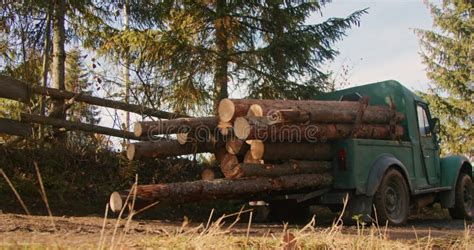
(416, 103, 440, 186)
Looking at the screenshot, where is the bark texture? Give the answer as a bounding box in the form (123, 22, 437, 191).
(125, 173, 333, 203)
(230, 160, 332, 178)
(127, 140, 215, 160)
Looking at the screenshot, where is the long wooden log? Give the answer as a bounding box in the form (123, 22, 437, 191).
(0, 76, 184, 119)
(218, 98, 404, 123)
(0, 76, 30, 102)
(0, 118, 32, 137)
(134, 117, 218, 137)
(19, 113, 145, 140)
(259, 143, 333, 161)
(229, 160, 332, 179)
(234, 117, 404, 142)
(127, 140, 215, 160)
(123, 173, 333, 203)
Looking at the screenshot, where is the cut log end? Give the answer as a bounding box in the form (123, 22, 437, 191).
(225, 138, 244, 154)
(249, 140, 264, 160)
(220, 153, 241, 179)
(243, 150, 263, 164)
(133, 122, 143, 137)
(234, 117, 250, 140)
(247, 104, 263, 117)
(218, 121, 232, 136)
(201, 168, 215, 181)
(126, 144, 136, 161)
(176, 133, 188, 145)
(218, 98, 234, 122)
(109, 192, 123, 213)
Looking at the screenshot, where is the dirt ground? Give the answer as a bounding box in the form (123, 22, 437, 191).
(0, 212, 472, 248)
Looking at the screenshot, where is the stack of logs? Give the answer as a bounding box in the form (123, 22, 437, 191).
(123, 97, 404, 203)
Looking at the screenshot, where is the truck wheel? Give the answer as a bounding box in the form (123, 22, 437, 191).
(449, 173, 473, 220)
(374, 169, 409, 225)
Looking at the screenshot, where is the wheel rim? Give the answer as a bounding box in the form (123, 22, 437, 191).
(384, 180, 404, 221)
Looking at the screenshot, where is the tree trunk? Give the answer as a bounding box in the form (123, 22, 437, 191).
(218, 98, 404, 123)
(260, 143, 332, 161)
(134, 117, 218, 137)
(39, 4, 52, 138)
(229, 160, 332, 179)
(122, 0, 131, 143)
(51, 0, 66, 119)
(127, 140, 215, 160)
(234, 117, 404, 142)
(120, 173, 333, 204)
(212, 0, 229, 113)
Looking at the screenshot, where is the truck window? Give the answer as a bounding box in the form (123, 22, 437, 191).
(417, 105, 431, 137)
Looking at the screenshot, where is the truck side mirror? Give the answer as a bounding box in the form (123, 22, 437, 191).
(431, 118, 440, 134)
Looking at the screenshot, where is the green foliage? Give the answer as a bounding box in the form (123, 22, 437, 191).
(101, 1, 366, 113)
(65, 48, 102, 148)
(415, 0, 473, 157)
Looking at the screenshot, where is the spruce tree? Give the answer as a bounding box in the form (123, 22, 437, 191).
(415, 0, 473, 157)
(65, 48, 100, 125)
(65, 48, 100, 146)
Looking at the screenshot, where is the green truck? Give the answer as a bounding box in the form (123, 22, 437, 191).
(284, 80, 472, 225)
(111, 80, 472, 226)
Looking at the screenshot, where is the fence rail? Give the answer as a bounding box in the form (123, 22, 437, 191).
(0, 76, 181, 140)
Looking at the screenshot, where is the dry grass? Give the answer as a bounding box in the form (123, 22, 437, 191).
(1, 177, 472, 249)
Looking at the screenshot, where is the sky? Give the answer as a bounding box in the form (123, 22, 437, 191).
(309, 0, 439, 92)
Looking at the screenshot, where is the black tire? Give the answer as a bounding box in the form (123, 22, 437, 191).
(374, 169, 409, 226)
(449, 173, 473, 220)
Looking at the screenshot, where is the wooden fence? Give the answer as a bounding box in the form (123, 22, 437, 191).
(0, 75, 183, 140)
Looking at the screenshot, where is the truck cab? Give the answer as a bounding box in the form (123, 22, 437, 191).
(302, 80, 472, 225)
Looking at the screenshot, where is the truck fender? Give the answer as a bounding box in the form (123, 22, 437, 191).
(365, 154, 413, 196)
(438, 155, 472, 208)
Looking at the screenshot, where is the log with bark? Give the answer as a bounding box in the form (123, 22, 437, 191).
(20, 113, 145, 140)
(218, 98, 404, 124)
(117, 173, 333, 204)
(0, 76, 184, 119)
(127, 140, 215, 160)
(134, 117, 218, 137)
(259, 143, 332, 161)
(0, 118, 32, 137)
(234, 117, 404, 142)
(228, 160, 332, 179)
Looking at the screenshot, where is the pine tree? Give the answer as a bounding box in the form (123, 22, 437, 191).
(415, 0, 473, 158)
(103, 1, 366, 114)
(65, 48, 100, 125)
(65, 48, 101, 146)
